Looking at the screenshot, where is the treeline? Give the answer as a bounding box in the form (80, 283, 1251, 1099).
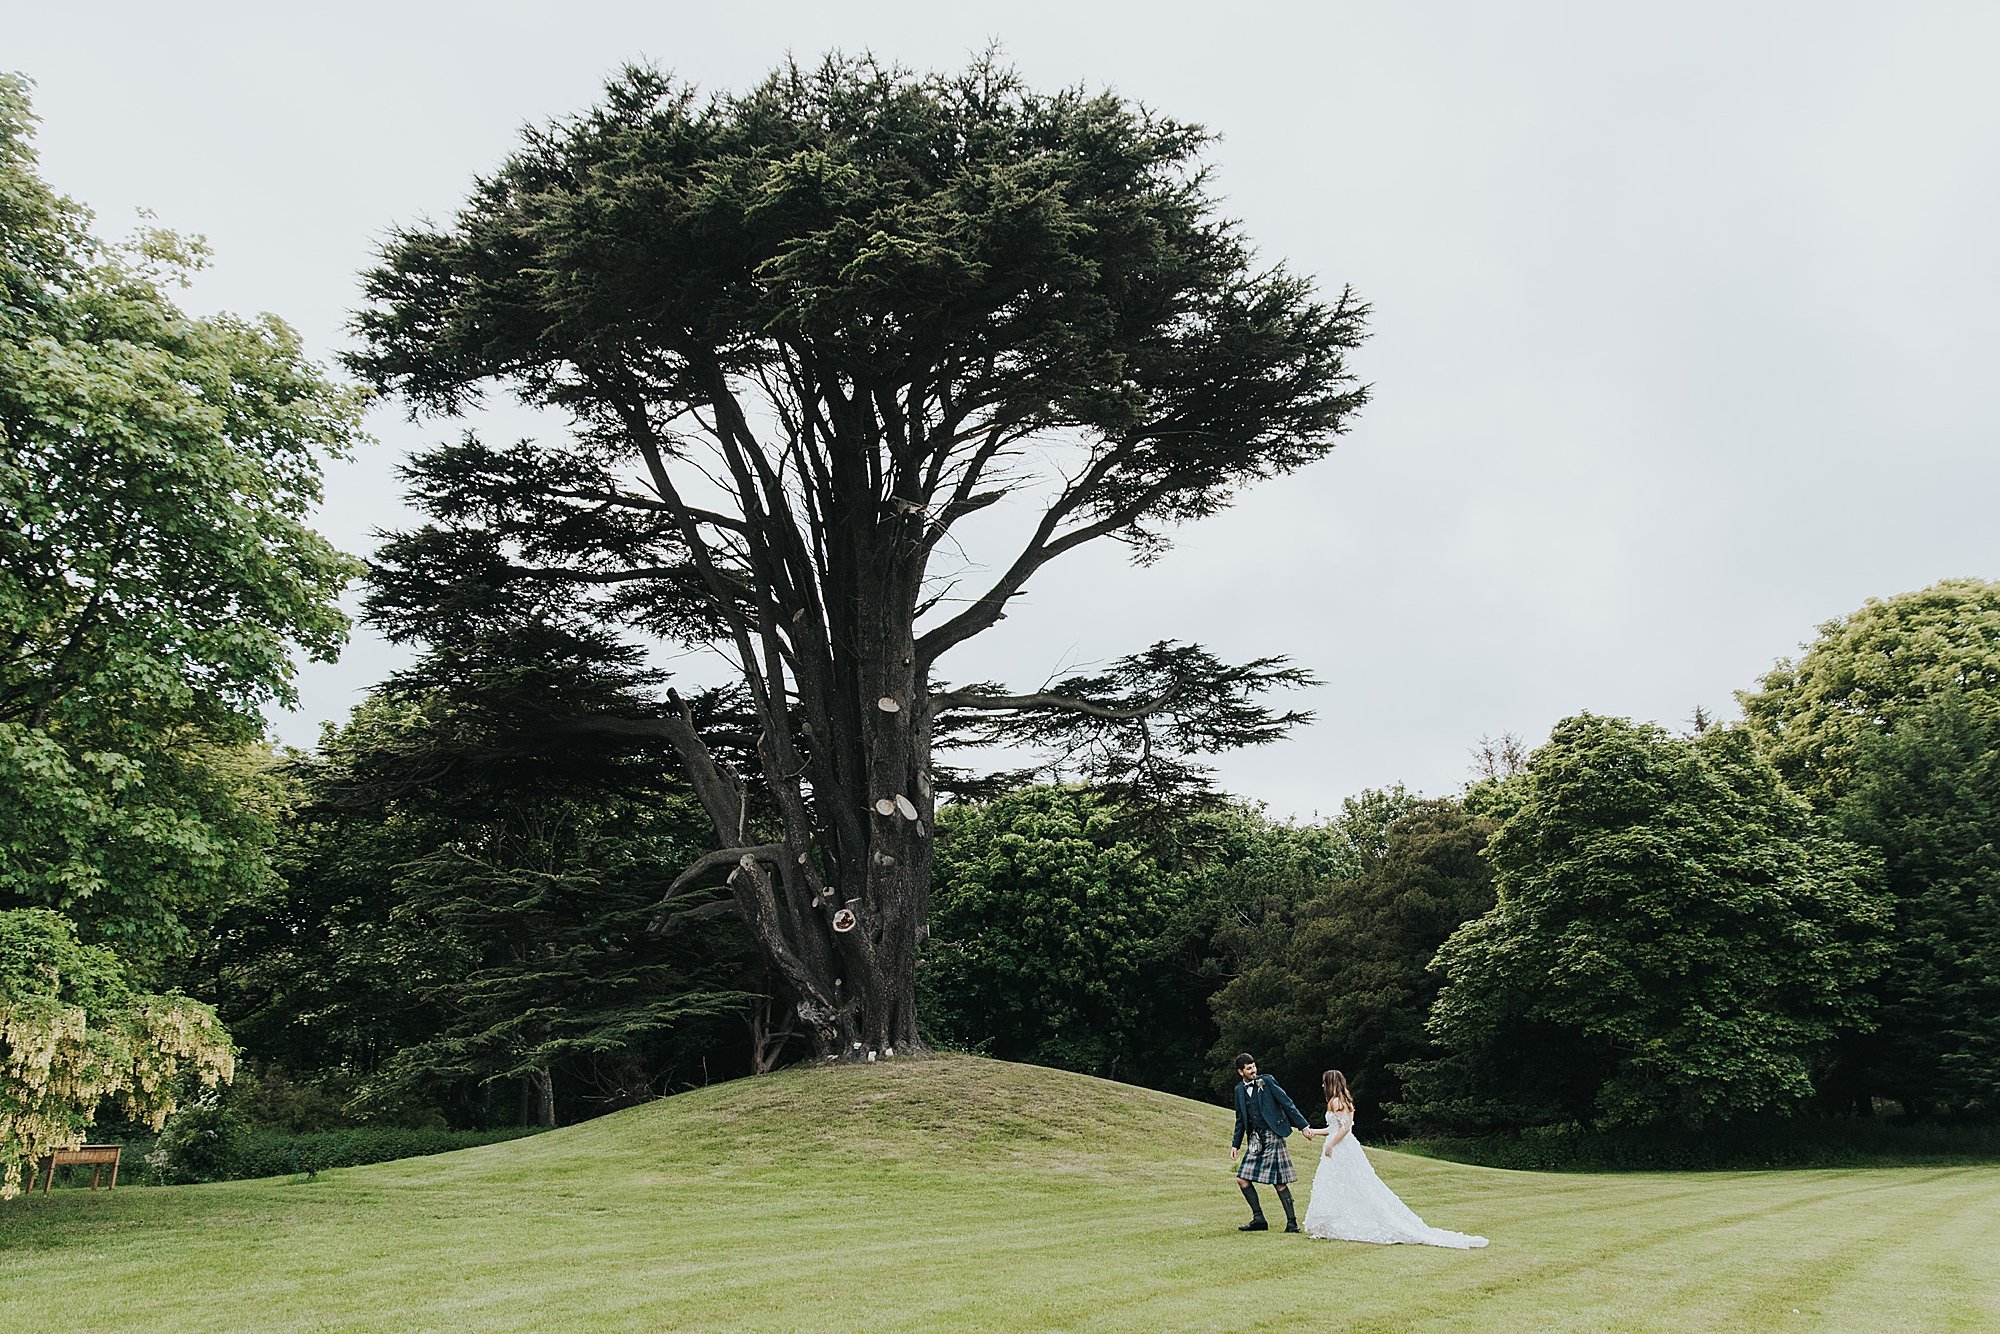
(925, 579, 2000, 1140)
(14, 543, 1998, 1160)
(168, 575, 1997, 1146)
(160, 624, 1419, 1128)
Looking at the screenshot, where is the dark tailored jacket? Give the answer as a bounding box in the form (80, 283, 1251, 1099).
(1232, 1074, 1310, 1147)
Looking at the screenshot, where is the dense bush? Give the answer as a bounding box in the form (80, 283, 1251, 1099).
(146, 1093, 243, 1184)
(223, 1064, 363, 1133)
(145, 1122, 541, 1184)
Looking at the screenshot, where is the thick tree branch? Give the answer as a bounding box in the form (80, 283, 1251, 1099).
(653, 842, 787, 906)
(916, 462, 1173, 669)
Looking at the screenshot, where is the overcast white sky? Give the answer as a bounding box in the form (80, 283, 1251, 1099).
(11, 2, 1998, 816)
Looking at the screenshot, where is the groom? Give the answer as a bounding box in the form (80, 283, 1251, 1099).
(1229, 1052, 1309, 1233)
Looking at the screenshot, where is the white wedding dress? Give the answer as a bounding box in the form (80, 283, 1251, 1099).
(1301, 1109, 1488, 1248)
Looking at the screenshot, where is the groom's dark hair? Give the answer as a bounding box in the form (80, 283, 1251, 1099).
(1234, 1053, 1257, 1072)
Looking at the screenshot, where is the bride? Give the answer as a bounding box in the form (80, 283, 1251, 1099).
(1300, 1070, 1487, 1248)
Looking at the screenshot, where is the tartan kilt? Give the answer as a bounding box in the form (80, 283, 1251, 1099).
(1236, 1130, 1297, 1186)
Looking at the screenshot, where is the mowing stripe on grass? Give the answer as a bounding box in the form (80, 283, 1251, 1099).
(1, 1057, 1994, 1333)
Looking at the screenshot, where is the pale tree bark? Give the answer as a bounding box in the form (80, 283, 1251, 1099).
(519, 1064, 555, 1129)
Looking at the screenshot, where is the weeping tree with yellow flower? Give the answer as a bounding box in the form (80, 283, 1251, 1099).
(0, 909, 232, 1199)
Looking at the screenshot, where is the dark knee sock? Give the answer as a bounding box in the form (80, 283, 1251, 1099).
(1238, 1183, 1264, 1219)
(1275, 1185, 1297, 1225)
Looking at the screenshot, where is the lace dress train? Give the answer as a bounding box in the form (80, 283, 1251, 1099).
(1301, 1111, 1487, 1248)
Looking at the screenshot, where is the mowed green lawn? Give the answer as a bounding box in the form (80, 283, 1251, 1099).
(2, 1056, 1993, 1333)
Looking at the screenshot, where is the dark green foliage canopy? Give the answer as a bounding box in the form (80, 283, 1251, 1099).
(1209, 800, 1497, 1128)
(922, 787, 1181, 1077)
(1832, 691, 2000, 1116)
(352, 57, 1362, 537)
(1403, 715, 1888, 1132)
(212, 624, 761, 1125)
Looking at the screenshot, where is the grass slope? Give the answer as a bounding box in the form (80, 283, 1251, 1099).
(1, 1055, 1994, 1332)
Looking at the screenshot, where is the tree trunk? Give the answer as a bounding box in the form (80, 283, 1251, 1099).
(748, 992, 799, 1074)
(660, 511, 935, 1061)
(519, 1064, 555, 1128)
(843, 550, 930, 1058)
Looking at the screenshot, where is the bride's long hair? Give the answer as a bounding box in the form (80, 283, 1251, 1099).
(1321, 1069, 1353, 1113)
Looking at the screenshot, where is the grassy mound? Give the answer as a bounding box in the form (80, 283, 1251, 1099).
(1, 1055, 1995, 1332)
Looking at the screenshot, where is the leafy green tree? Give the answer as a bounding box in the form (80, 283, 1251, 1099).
(921, 790, 1414, 1097)
(1203, 787, 1424, 973)
(0, 908, 232, 1198)
(0, 75, 362, 962)
(1742, 579, 2000, 806)
(1831, 691, 2000, 1117)
(1742, 581, 2000, 1119)
(1125, 799, 1367, 1097)
(1209, 800, 1496, 1127)
(347, 55, 1365, 1054)
(1201, 787, 1424, 1094)
(1400, 716, 1888, 1132)
(922, 787, 1181, 1077)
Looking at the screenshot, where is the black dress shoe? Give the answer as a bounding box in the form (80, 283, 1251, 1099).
(1238, 1218, 1269, 1231)
(1284, 1222, 1302, 1233)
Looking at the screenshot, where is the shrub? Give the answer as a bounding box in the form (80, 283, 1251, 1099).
(1, 909, 233, 1198)
(143, 1125, 544, 1184)
(146, 1093, 243, 1184)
